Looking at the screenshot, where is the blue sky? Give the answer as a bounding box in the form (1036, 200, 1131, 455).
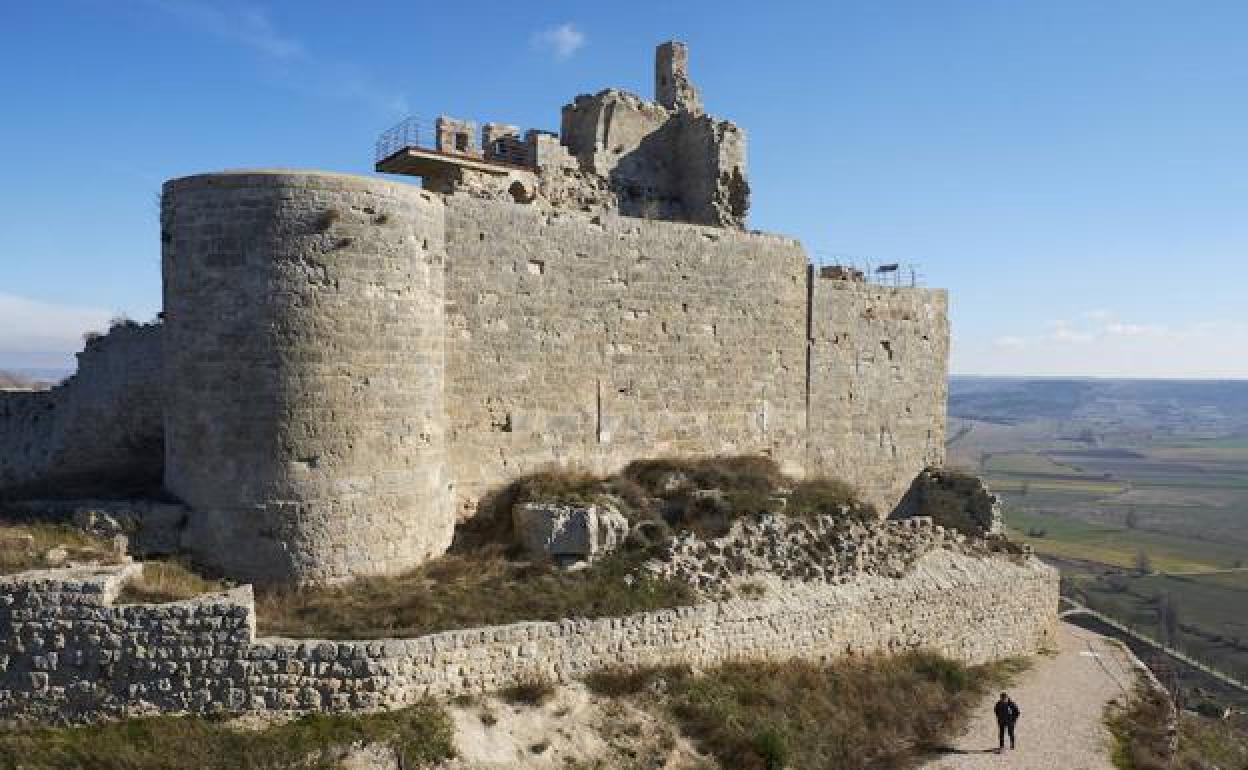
(2, 0, 1245, 377)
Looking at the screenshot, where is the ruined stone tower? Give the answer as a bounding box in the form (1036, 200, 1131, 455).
(655, 41, 702, 113)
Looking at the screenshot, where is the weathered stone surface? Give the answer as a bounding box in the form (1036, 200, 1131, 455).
(427, 43, 747, 228)
(0, 322, 163, 496)
(6, 499, 187, 557)
(162, 172, 452, 585)
(648, 513, 988, 591)
(807, 275, 950, 514)
(0, 552, 1057, 724)
(513, 502, 629, 562)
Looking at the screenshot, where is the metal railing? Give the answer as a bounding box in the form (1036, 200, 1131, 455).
(375, 116, 422, 163)
(812, 253, 926, 288)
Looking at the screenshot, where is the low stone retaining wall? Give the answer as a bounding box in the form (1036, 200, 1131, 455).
(0, 551, 1058, 723)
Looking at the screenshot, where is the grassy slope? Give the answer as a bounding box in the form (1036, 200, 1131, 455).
(0, 702, 454, 770)
(586, 653, 1028, 770)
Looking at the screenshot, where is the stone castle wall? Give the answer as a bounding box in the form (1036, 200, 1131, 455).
(441, 197, 946, 516)
(161, 172, 452, 584)
(3, 171, 949, 583)
(0, 323, 163, 498)
(0, 551, 1058, 723)
(442, 197, 810, 515)
(807, 275, 950, 513)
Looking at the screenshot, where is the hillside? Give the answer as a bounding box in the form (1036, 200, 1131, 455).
(0, 370, 51, 390)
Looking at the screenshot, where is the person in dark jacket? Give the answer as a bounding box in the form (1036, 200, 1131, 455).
(994, 692, 1021, 751)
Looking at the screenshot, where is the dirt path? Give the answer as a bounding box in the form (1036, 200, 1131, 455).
(924, 621, 1140, 770)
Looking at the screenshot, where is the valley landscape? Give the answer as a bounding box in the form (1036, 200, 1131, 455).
(948, 377, 1248, 696)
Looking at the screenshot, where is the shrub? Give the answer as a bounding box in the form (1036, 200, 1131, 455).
(455, 455, 871, 551)
(502, 675, 556, 707)
(584, 665, 692, 697)
(0, 700, 454, 770)
(315, 208, 340, 232)
(623, 455, 785, 500)
(752, 728, 789, 770)
(656, 652, 1023, 770)
(1106, 683, 1175, 770)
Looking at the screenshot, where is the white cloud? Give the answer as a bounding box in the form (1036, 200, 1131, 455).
(531, 23, 586, 60)
(956, 311, 1248, 378)
(148, 0, 303, 59)
(146, 1, 408, 115)
(992, 335, 1028, 351)
(1048, 320, 1094, 344)
(0, 293, 113, 355)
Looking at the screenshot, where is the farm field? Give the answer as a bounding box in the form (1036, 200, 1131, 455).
(1008, 511, 1245, 573)
(951, 377, 1248, 697)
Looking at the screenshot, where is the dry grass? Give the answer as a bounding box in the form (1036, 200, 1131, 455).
(1104, 682, 1248, 770)
(1174, 712, 1248, 769)
(0, 521, 124, 575)
(0, 700, 453, 770)
(116, 560, 226, 604)
(255, 548, 695, 639)
(1106, 683, 1177, 770)
(587, 652, 1027, 770)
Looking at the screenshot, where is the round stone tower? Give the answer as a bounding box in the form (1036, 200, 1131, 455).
(161, 171, 451, 584)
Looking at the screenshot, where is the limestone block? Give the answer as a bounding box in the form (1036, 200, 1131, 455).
(513, 503, 629, 563)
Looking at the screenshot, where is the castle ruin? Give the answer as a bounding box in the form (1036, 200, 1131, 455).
(0, 43, 949, 585)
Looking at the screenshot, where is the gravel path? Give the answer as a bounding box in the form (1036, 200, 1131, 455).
(924, 621, 1140, 770)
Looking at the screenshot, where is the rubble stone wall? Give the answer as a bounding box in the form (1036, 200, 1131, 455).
(0, 323, 163, 497)
(0, 551, 1058, 723)
(807, 275, 950, 513)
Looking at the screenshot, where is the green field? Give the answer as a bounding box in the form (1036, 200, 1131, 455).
(1063, 567, 1248, 683)
(1008, 511, 1246, 573)
(983, 451, 1088, 476)
(949, 379, 1248, 698)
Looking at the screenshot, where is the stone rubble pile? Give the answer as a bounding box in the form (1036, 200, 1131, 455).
(513, 502, 630, 564)
(646, 512, 997, 591)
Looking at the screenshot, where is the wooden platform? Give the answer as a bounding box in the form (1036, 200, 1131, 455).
(375, 147, 519, 177)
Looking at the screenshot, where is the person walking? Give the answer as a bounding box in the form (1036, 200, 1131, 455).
(994, 692, 1021, 752)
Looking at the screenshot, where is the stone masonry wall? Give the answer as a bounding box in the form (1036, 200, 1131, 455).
(807, 275, 950, 513)
(0, 551, 1058, 723)
(0, 322, 163, 498)
(161, 172, 452, 584)
(7, 172, 951, 583)
(442, 197, 810, 516)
